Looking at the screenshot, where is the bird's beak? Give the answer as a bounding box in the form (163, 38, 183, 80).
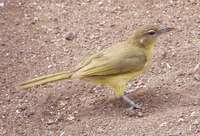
(159, 27, 175, 34)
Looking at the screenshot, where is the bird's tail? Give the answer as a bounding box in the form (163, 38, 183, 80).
(18, 71, 72, 89)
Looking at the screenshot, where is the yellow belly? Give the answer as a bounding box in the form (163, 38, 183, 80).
(85, 70, 144, 96)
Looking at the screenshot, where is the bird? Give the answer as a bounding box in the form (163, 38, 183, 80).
(18, 25, 174, 109)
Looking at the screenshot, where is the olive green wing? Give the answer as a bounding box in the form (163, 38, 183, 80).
(73, 51, 147, 78)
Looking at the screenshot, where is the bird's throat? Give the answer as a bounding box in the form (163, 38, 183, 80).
(145, 43, 155, 62)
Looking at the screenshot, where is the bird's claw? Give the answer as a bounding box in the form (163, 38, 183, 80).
(128, 102, 143, 110)
(122, 95, 142, 110)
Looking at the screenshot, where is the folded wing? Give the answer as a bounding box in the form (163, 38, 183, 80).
(73, 48, 147, 78)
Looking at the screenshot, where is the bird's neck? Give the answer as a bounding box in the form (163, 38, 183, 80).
(128, 38, 155, 60)
(128, 36, 157, 67)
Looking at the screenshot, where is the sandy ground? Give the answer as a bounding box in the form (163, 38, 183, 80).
(0, 0, 200, 135)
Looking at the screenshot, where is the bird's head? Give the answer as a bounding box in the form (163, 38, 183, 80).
(131, 25, 174, 48)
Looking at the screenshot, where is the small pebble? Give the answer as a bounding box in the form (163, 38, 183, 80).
(47, 120, 55, 125)
(60, 131, 65, 136)
(0, 2, 4, 7)
(178, 118, 184, 122)
(48, 65, 53, 68)
(16, 109, 20, 114)
(193, 120, 199, 125)
(166, 63, 172, 69)
(98, 1, 103, 6)
(160, 122, 167, 127)
(194, 74, 200, 81)
(190, 111, 197, 117)
(137, 111, 143, 117)
(65, 32, 75, 41)
(67, 114, 75, 121)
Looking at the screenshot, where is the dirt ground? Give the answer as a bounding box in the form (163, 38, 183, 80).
(0, 0, 200, 135)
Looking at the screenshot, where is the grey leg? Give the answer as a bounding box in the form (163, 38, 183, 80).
(122, 95, 142, 109)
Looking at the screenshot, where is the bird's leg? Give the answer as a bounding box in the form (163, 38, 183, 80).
(122, 95, 142, 110)
(114, 84, 142, 109)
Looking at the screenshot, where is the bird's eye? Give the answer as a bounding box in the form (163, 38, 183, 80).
(147, 30, 156, 35)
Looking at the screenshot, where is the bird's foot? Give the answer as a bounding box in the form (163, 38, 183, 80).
(122, 95, 142, 110)
(128, 102, 143, 110)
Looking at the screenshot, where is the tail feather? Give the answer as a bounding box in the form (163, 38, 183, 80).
(18, 71, 72, 89)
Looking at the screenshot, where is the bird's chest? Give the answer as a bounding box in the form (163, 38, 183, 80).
(143, 46, 154, 69)
(146, 49, 153, 62)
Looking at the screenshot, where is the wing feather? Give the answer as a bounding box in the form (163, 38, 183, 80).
(74, 48, 147, 77)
